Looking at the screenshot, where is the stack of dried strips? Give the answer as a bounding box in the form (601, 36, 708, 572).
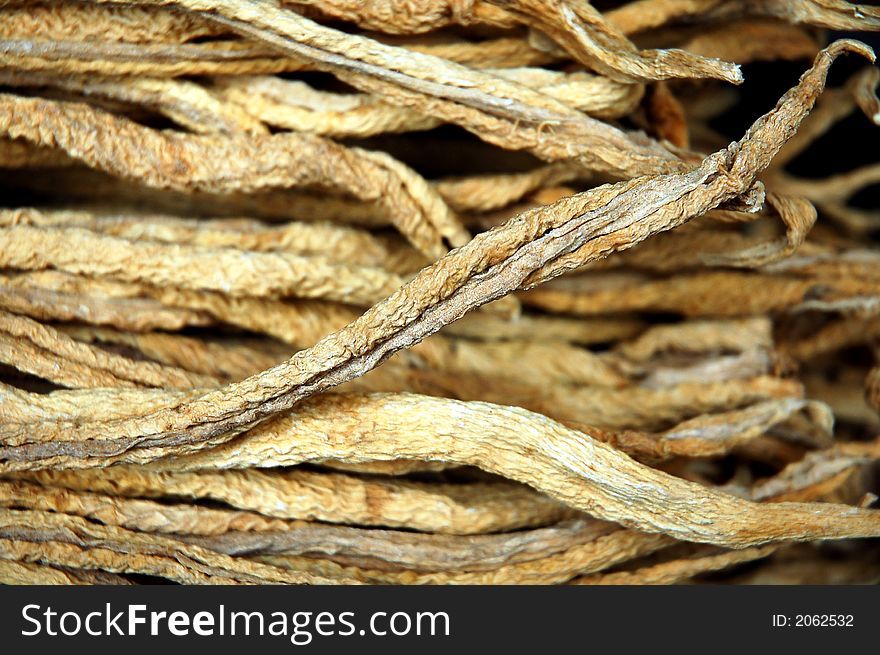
(0, 0, 879, 586)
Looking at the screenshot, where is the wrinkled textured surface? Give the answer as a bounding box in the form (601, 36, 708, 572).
(0, 1, 878, 586)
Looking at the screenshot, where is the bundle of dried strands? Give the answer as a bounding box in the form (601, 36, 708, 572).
(0, 0, 879, 585)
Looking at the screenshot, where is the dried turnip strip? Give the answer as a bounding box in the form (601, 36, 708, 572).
(444, 312, 645, 345)
(700, 193, 817, 267)
(0, 559, 131, 585)
(0, 37, 308, 76)
(0, 279, 213, 332)
(1, 364, 802, 442)
(780, 314, 880, 361)
(4, 267, 629, 351)
(521, 269, 879, 317)
(582, 220, 829, 275)
(187, 519, 616, 571)
(24, 276, 359, 350)
(10, 392, 877, 549)
(595, 399, 833, 462)
(0, 509, 354, 584)
(1, 270, 359, 349)
(404, 36, 558, 68)
(0, 34, 557, 78)
(16, 466, 573, 535)
(616, 318, 773, 362)
(109, 0, 682, 178)
(0, 41, 868, 465)
(0, 204, 397, 274)
(746, 439, 880, 502)
(605, 0, 725, 35)
(609, 0, 880, 33)
(407, 335, 629, 388)
(0, 95, 465, 259)
(705, 0, 880, 32)
(773, 165, 880, 207)
(433, 164, 587, 215)
(347, 368, 801, 432)
(0, 3, 224, 43)
(0, 474, 617, 570)
(773, 66, 880, 169)
(571, 544, 779, 585)
(255, 529, 672, 584)
(0, 225, 404, 306)
(0, 71, 267, 135)
(0, 311, 216, 389)
(0, 480, 293, 536)
(852, 65, 880, 121)
(280, 0, 517, 34)
(0, 138, 71, 168)
(722, 549, 880, 585)
(278, 0, 880, 40)
(679, 19, 820, 65)
(213, 68, 642, 138)
(58, 325, 290, 383)
(0, 384, 198, 425)
(486, 0, 742, 84)
(0, 475, 642, 574)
